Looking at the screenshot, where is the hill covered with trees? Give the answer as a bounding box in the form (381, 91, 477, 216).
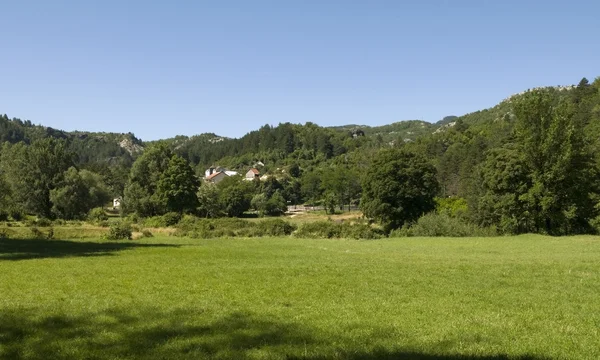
(1, 76, 600, 236)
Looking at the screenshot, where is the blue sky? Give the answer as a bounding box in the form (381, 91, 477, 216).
(1, 1, 598, 140)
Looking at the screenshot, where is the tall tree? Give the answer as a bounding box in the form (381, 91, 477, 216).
(361, 148, 439, 231)
(0, 139, 73, 218)
(156, 155, 199, 213)
(511, 89, 597, 234)
(50, 168, 111, 220)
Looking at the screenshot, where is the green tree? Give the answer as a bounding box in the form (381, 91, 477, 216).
(197, 184, 222, 218)
(220, 186, 251, 217)
(511, 89, 596, 234)
(361, 148, 439, 231)
(50, 167, 111, 220)
(0, 139, 73, 218)
(156, 155, 199, 213)
(124, 143, 196, 217)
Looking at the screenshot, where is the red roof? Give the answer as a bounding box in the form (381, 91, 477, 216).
(206, 171, 224, 180)
(248, 168, 260, 175)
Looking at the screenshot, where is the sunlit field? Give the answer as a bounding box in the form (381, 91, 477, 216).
(1, 235, 599, 359)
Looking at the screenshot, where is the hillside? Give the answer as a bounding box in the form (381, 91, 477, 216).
(1, 80, 596, 181)
(0, 114, 143, 166)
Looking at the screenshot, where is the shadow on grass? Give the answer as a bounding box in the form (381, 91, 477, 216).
(0, 307, 551, 360)
(0, 238, 179, 261)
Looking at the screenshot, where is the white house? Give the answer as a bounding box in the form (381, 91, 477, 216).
(245, 168, 260, 181)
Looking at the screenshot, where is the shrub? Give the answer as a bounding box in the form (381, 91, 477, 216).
(341, 223, 382, 240)
(162, 212, 182, 227)
(126, 213, 140, 224)
(9, 210, 24, 221)
(294, 221, 342, 239)
(175, 216, 259, 238)
(294, 220, 382, 239)
(105, 222, 133, 240)
(143, 212, 182, 228)
(98, 220, 110, 228)
(435, 197, 468, 218)
(30, 227, 45, 239)
(255, 219, 296, 236)
(47, 227, 54, 240)
(0, 228, 9, 239)
(141, 229, 154, 238)
(35, 218, 52, 227)
(389, 213, 497, 237)
(0, 211, 9, 222)
(88, 207, 108, 223)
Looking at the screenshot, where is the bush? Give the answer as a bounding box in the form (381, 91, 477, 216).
(141, 229, 154, 238)
(47, 227, 54, 240)
(0, 211, 9, 222)
(9, 210, 24, 221)
(389, 213, 497, 237)
(0, 228, 9, 239)
(30, 227, 45, 239)
(162, 212, 182, 227)
(435, 197, 468, 218)
(105, 222, 133, 240)
(34, 218, 52, 227)
(294, 221, 381, 239)
(143, 212, 182, 228)
(255, 219, 296, 236)
(98, 220, 110, 228)
(175, 216, 261, 238)
(88, 207, 108, 223)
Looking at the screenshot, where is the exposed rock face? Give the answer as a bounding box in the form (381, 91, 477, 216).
(119, 138, 144, 155)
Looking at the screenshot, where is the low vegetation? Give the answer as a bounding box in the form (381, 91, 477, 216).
(1, 235, 599, 359)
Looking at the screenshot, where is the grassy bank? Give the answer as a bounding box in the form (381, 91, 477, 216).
(1, 235, 599, 359)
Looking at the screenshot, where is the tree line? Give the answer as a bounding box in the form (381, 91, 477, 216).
(1, 76, 600, 235)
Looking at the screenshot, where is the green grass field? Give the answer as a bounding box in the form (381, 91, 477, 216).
(1, 235, 599, 359)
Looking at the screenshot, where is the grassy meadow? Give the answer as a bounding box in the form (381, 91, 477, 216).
(1, 234, 599, 359)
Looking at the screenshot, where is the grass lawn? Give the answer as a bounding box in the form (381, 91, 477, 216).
(1, 235, 599, 359)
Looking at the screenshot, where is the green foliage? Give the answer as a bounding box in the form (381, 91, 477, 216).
(105, 222, 133, 240)
(361, 148, 439, 231)
(143, 212, 182, 228)
(156, 155, 199, 213)
(293, 220, 381, 239)
(50, 168, 111, 220)
(124, 144, 198, 217)
(391, 213, 497, 237)
(29, 227, 45, 239)
(435, 197, 468, 218)
(220, 186, 251, 217)
(0, 138, 74, 218)
(255, 219, 297, 236)
(476, 89, 598, 235)
(88, 207, 108, 223)
(264, 192, 287, 216)
(196, 184, 222, 218)
(141, 229, 154, 238)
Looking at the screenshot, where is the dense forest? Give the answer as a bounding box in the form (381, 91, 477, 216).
(1, 76, 600, 235)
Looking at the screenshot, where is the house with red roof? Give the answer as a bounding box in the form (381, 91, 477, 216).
(245, 168, 260, 181)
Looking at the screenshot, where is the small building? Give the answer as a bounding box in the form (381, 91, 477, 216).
(205, 171, 228, 184)
(245, 168, 260, 181)
(205, 167, 217, 178)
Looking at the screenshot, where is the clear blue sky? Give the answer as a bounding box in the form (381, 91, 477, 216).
(1, 1, 598, 140)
